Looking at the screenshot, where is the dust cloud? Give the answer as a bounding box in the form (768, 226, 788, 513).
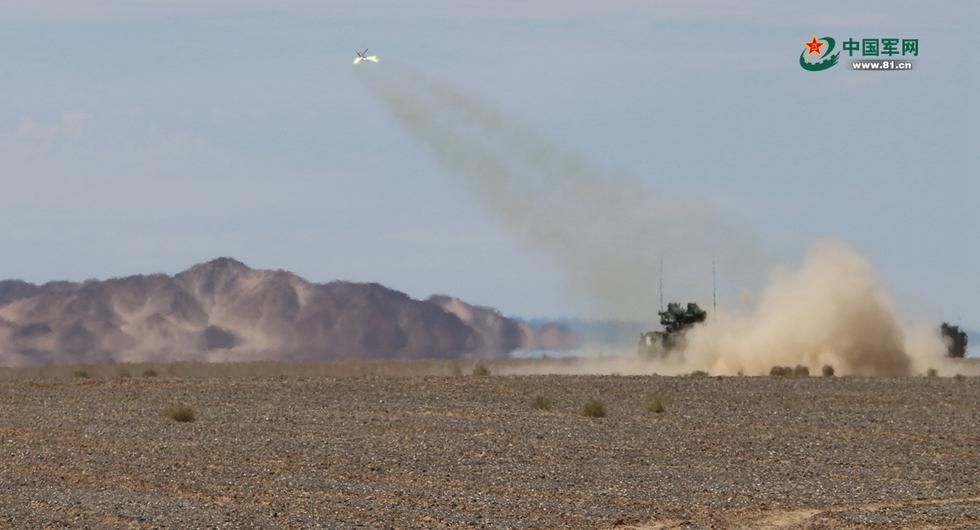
(496, 242, 956, 377)
(676, 241, 949, 376)
(361, 65, 961, 377)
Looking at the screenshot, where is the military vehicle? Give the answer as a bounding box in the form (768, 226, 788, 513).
(940, 322, 968, 358)
(638, 302, 707, 357)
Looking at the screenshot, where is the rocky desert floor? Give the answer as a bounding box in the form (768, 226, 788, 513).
(0, 360, 977, 529)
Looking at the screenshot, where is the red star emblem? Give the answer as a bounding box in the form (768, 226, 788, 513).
(804, 35, 824, 56)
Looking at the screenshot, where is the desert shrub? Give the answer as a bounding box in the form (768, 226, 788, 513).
(792, 365, 810, 378)
(164, 404, 195, 423)
(688, 370, 709, 378)
(821, 365, 835, 377)
(582, 399, 606, 418)
(142, 369, 159, 378)
(953, 373, 966, 381)
(646, 395, 665, 414)
(530, 395, 552, 410)
(73, 369, 90, 379)
(471, 364, 491, 377)
(118, 368, 131, 378)
(926, 368, 938, 378)
(770, 366, 790, 377)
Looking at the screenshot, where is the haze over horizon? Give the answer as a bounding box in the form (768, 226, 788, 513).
(1, 1, 976, 333)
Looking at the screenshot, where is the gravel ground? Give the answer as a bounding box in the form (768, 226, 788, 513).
(0, 370, 977, 528)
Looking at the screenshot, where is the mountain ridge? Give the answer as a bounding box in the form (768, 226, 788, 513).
(0, 258, 575, 366)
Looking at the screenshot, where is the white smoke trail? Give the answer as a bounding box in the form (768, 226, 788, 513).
(359, 64, 758, 322)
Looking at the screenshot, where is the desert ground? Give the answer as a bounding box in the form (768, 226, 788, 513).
(0, 359, 977, 529)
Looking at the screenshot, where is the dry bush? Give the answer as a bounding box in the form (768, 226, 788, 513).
(792, 365, 810, 378)
(142, 369, 159, 378)
(770, 366, 790, 377)
(582, 399, 606, 418)
(530, 395, 552, 410)
(164, 404, 195, 423)
(821, 365, 835, 377)
(73, 369, 90, 379)
(646, 395, 665, 414)
(688, 370, 709, 378)
(471, 364, 491, 377)
(926, 368, 938, 378)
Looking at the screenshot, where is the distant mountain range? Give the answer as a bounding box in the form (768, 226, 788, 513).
(523, 317, 648, 349)
(0, 258, 578, 366)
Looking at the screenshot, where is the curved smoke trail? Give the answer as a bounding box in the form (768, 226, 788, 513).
(358, 64, 758, 322)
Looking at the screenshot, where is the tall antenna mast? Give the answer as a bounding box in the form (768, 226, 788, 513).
(659, 256, 664, 312)
(712, 255, 717, 311)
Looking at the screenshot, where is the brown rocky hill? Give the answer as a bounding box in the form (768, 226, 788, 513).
(0, 258, 575, 366)
(428, 295, 581, 357)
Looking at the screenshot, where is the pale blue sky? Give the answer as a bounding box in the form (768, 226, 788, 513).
(0, 1, 977, 333)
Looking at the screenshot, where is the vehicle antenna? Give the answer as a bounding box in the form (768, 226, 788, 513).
(712, 255, 717, 311)
(659, 256, 664, 312)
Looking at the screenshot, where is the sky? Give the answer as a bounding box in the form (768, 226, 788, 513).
(0, 1, 977, 335)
